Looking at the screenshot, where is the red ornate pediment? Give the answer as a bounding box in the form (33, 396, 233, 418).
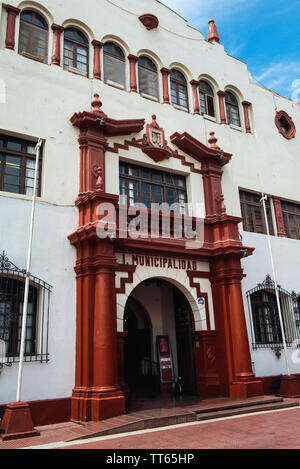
(170, 131, 232, 166)
(71, 94, 145, 137)
(142, 115, 172, 162)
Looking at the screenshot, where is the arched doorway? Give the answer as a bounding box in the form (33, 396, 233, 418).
(123, 278, 197, 396)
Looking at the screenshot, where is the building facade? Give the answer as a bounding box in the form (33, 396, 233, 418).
(0, 0, 300, 425)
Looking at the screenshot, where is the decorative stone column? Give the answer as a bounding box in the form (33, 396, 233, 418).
(160, 68, 171, 104)
(210, 255, 264, 398)
(242, 101, 252, 134)
(5, 5, 20, 50)
(69, 94, 145, 422)
(51, 24, 64, 66)
(217, 91, 227, 125)
(128, 54, 139, 92)
(190, 80, 200, 115)
(92, 40, 103, 80)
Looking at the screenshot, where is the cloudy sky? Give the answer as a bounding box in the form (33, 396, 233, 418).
(161, 0, 300, 101)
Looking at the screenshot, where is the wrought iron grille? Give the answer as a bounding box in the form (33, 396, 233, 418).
(0, 251, 52, 368)
(246, 274, 300, 353)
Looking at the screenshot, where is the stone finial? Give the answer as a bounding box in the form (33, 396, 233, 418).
(91, 93, 103, 114)
(208, 19, 220, 43)
(208, 132, 221, 150)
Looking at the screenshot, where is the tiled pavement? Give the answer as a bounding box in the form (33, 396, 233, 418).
(1, 393, 300, 449)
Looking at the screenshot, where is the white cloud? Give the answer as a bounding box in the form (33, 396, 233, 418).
(253, 61, 300, 99)
(161, 0, 254, 27)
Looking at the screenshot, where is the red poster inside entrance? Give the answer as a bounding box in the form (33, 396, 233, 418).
(157, 335, 174, 383)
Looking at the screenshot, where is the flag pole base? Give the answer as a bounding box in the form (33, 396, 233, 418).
(0, 401, 40, 441)
(279, 375, 300, 398)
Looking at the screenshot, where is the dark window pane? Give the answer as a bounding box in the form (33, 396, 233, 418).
(7, 141, 22, 151)
(103, 53, 125, 86)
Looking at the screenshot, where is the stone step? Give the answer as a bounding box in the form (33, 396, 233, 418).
(194, 397, 285, 415)
(70, 397, 299, 442)
(196, 400, 299, 421)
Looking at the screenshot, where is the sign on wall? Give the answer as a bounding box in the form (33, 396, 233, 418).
(156, 335, 174, 383)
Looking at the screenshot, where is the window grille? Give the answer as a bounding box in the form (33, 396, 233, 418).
(0, 251, 51, 368)
(246, 275, 300, 353)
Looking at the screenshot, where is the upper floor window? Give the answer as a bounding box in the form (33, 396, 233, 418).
(119, 162, 187, 210)
(170, 70, 188, 110)
(18, 10, 48, 63)
(138, 56, 158, 99)
(225, 92, 241, 127)
(281, 200, 300, 240)
(63, 28, 89, 76)
(103, 42, 125, 88)
(239, 190, 274, 235)
(198, 81, 215, 117)
(0, 135, 41, 196)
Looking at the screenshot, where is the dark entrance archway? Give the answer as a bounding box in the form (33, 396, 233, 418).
(123, 278, 197, 396)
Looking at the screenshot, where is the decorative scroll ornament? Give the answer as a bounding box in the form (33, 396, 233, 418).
(142, 115, 172, 162)
(0, 251, 26, 274)
(92, 163, 103, 190)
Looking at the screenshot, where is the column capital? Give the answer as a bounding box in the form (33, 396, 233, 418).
(51, 23, 64, 33)
(5, 4, 20, 15)
(242, 100, 251, 107)
(92, 39, 104, 48)
(160, 67, 170, 75)
(190, 79, 200, 87)
(217, 90, 227, 97)
(128, 54, 139, 62)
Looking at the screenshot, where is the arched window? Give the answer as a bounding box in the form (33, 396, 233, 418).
(103, 42, 125, 88)
(138, 56, 158, 99)
(225, 92, 241, 126)
(18, 10, 48, 63)
(170, 69, 188, 110)
(63, 28, 89, 76)
(198, 81, 215, 117)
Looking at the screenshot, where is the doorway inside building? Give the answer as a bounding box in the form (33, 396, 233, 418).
(123, 278, 197, 396)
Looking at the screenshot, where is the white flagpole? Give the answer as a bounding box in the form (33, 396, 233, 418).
(16, 138, 43, 402)
(260, 193, 291, 376)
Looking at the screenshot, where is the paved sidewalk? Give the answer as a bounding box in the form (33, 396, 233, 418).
(1, 394, 299, 449)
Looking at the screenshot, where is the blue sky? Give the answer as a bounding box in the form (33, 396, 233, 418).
(161, 0, 300, 101)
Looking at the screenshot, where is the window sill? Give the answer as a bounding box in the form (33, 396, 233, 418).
(141, 92, 159, 102)
(106, 80, 125, 90)
(203, 114, 216, 122)
(172, 104, 189, 113)
(0, 191, 42, 202)
(229, 124, 242, 132)
(64, 66, 88, 78)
